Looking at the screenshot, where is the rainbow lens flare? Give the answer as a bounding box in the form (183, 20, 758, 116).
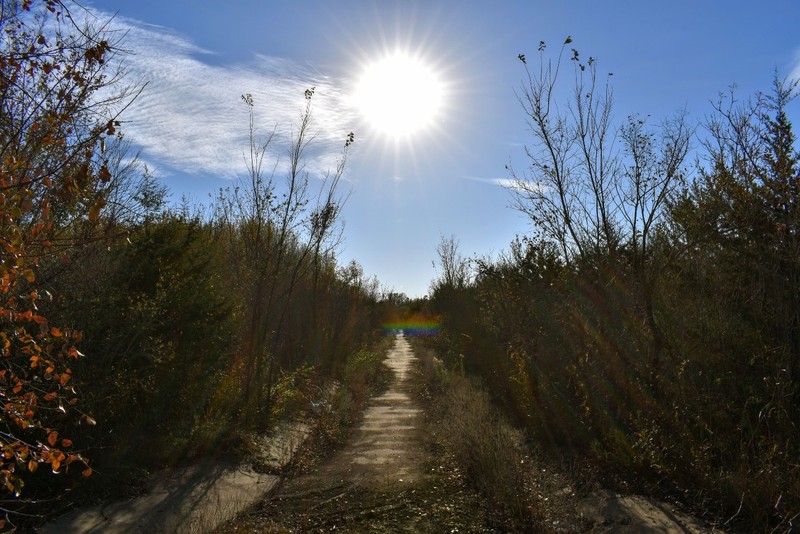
(382, 320, 440, 337)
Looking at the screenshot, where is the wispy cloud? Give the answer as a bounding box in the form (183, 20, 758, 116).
(96, 10, 355, 180)
(462, 175, 550, 193)
(463, 175, 518, 189)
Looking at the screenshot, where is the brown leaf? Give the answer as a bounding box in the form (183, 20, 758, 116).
(98, 164, 111, 182)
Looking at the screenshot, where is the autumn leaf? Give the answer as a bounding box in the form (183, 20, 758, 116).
(60, 439, 72, 448)
(47, 431, 58, 447)
(50, 326, 62, 337)
(87, 196, 106, 222)
(82, 467, 92, 477)
(27, 460, 37, 473)
(98, 164, 111, 182)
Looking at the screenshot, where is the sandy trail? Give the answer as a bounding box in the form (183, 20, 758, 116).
(231, 332, 497, 533)
(298, 331, 428, 488)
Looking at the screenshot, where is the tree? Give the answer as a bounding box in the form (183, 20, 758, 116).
(509, 38, 691, 267)
(215, 90, 352, 427)
(0, 0, 135, 509)
(673, 75, 800, 403)
(509, 38, 619, 263)
(432, 234, 471, 291)
(509, 38, 691, 384)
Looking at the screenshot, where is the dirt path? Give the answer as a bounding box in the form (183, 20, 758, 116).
(299, 332, 427, 488)
(226, 332, 497, 533)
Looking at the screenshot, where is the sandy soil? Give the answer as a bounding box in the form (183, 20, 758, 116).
(38, 461, 280, 533)
(37, 414, 310, 533)
(579, 489, 718, 533)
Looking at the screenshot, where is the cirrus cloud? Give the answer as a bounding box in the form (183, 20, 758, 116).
(95, 10, 355, 180)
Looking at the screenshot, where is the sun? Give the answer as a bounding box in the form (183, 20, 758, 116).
(354, 52, 444, 138)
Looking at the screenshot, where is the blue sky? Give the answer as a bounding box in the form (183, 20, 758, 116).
(89, 0, 800, 298)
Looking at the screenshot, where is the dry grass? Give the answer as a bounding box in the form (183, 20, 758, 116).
(413, 341, 591, 532)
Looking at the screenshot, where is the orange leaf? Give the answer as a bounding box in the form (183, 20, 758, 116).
(61, 439, 72, 448)
(28, 460, 37, 472)
(47, 431, 58, 447)
(43, 391, 57, 401)
(50, 326, 62, 337)
(82, 467, 92, 477)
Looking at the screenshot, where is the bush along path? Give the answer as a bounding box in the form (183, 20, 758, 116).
(222, 332, 499, 533)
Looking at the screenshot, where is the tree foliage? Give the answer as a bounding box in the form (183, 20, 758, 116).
(214, 91, 355, 428)
(510, 38, 691, 266)
(431, 42, 800, 530)
(0, 2, 382, 529)
(0, 0, 136, 506)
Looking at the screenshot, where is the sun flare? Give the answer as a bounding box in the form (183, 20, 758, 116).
(354, 52, 444, 138)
